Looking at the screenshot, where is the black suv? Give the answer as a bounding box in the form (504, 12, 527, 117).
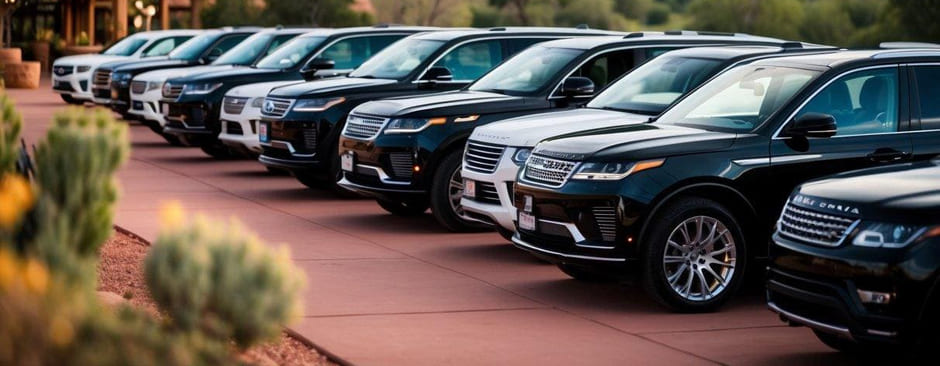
(93, 27, 261, 118)
(768, 160, 940, 354)
(257, 27, 621, 191)
(339, 32, 796, 232)
(512, 49, 940, 312)
(161, 26, 433, 157)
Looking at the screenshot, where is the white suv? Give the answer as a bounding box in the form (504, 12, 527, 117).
(52, 29, 200, 104)
(128, 67, 204, 143)
(218, 80, 302, 156)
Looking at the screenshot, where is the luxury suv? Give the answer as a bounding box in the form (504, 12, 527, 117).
(128, 27, 313, 145)
(768, 160, 940, 355)
(218, 80, 303, 157)
(53, 29, 200, 105)
(91, 27, 261, 118)
(339, 33, 797, 231)
(258, 27, 621, 192)
(161, 26, 433, 157)
(511, 49, 940, 312)
(462, 43, 836, 239)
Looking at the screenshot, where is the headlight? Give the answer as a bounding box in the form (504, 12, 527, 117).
(384, 117, 446, 134)
(76, 65, 91, 73)
(182, 82, 223, 95)
(511, 148, 531, 165)
(111, 72, 132, 81)
(147, 81, 161, 91)
(852, 221, 931, 248)
(251, 97, 264, 108)
(571, 159, 664, 180)
(292, 97, 345, 112)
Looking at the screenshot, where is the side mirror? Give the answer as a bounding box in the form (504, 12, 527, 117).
(422, 66, 453, 83)
(561, 76, 595, 98)
(785, 113, 837, 138)
(300, 58, 335, 81)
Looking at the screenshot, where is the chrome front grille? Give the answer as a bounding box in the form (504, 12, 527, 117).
(777, 202, 858, 247)
(54, 65, 74, 76)
(464, 141, 505, 173)
(162, 83, 183, 99)
(521, 155, 578, 188)
(342, 114, 388, 140)
(93, 69, 111, 88)
(223, 96, 248, 115)
(389, 152, 413, 179)
(260, 98, 292, 118)
(130, 80, 147, 94)
(302, 127, 317, 150)
(592, 206, 617, 242)
(474, 181, 500, 204)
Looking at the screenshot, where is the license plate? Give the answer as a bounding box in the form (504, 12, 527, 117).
(463, 179, 475, 198)
(341, 152, 354, 172)
(161, 103, 169, 115)
(132, 101, 143, 110)
(258, 122, 270, 143)
(519, 212, 536, 231)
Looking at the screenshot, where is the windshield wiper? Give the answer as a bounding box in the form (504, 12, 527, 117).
(599, 106, 658, 116)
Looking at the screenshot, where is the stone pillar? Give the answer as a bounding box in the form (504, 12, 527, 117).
(87, 0, 95, 45)
(160, 0, 170, 30)
(64, 0, 73, 43)
(113, 0, 127, 39)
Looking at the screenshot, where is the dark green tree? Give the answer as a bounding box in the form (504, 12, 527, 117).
(688, 0, 804, 39)
(200, 0, 264, 28)
(887, 0, 940, 42)
(262, 0, 374, 27)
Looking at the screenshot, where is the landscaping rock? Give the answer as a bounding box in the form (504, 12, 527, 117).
(0, 48, 21, 64)
(3, 62, 40, 89)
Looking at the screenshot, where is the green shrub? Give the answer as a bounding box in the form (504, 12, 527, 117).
(146, 206, 305, 349)
(0, 93, 21, 175)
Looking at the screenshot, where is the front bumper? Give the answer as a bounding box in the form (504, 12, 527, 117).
(767, 233, 937, 344)
(218, 106, 263, 155)
(337, 134, 429, 201)
(128, 87, 166, 126)
(108, 82, 133, 113)
(51, 72, 93, 100)
(460, 146, 525, 232)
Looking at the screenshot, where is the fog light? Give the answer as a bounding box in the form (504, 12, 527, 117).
(857, 289, 893, 304)
(413, 165, 421, 172)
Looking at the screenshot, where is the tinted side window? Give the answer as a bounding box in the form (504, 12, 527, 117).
(570, 49, 635, 90)
(266, 34, 297, 56)
(913, 66, 940, 130)
(320, 35, 405, 70)
(434, 39, 503, 81)
(212, 34, 250, 55)
(142, 36, 191, 57)
(796, 67, 899, 136)
(507, 38, 549, 53)
(370, 35, 406, 54)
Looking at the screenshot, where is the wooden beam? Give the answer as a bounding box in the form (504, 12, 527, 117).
(114, 0, 127, 39)
(161, 0, 170, 30)
(190, 0, 202, 29)
(64, 0, 73, 43)
(87, 0, 95, 45)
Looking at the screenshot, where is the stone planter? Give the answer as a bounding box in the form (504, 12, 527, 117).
(3, 61, 41, 89)
(30, 42, 51, 74)
(0, 47, 22, 65)
(61, 45, 104, 56)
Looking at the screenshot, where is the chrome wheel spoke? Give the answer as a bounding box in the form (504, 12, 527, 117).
(702, 264, 727, 287)
(695, 269, 712, 299)
(663, 215, 737, 302)
(667, 264, 687, 286)
(664, 255, 685, 264)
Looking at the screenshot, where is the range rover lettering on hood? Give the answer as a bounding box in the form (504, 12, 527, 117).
(792, 194, 861, 215)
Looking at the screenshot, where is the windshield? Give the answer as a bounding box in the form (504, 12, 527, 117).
(588, 56, 725, 115)
(348, 38, 444, 79)
(469, 46, 581, 95)
(102, 35, 148, 56)
(656, 65, 820, 133)
(212, 33, 273, 65)
(255, 36, 326, 69)
(168, 33, 218, 60)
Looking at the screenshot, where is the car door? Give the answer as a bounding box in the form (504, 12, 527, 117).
(769, 65, 913, 202)
(908, 64, 940, 159)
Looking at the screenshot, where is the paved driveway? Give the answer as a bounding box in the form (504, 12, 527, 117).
(11, 83, 863, 365)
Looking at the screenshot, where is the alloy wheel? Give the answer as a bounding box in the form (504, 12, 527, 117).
(662, 215, 737, 302)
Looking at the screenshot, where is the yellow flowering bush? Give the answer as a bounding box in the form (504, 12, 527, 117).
(0, 174, 33, 232)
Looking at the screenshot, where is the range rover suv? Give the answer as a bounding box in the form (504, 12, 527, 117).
(161, 26, 432, 157)
(53, 29, 199, 104)
(91, 27, 260, 118)
(768, 160, 940, 354)
(340, 33, 796, 232)
(511, 49, 940, 312)
(128, 27, 313, 145)
(462, 44, 836, 239)
(257, 27, 625, 192)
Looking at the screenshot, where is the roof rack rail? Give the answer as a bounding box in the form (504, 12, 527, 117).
(489, 27, 507, 31)
(623, 32, 644, 38)
(872, 49, 940, 59)
(780, 42, 803, 49)
(880, 41, 940, 49)
(575, 24, 590, 29)
(696, 30, 736, 37)
(663, 30, 685, 35)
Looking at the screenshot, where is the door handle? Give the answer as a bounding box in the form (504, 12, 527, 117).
(867, 148, 909, 163)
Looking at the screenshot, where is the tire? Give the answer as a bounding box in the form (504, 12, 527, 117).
(557, 263, 614, 282)
(60, 94, 83, 105)
(293, 170, 325, 189)
(161, 133, 185, 146)
(200, 141, 238, 159)
(429, 151, 489, 232)
(640, 196, 747, 313)
(376, 198, 428, 216)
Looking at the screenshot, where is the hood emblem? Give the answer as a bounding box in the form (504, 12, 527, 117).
(263, 100, 276, 114)
(55, 67, 65, 75)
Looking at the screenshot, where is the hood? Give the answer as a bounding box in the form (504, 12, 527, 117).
(227, 80, 303, 98)
(53, 54, 127, 67)
(171, 66, 281, 83)
(110, 58, 190, 73)
(351, 91, 521, 118)
(135, 65, 232, 82)
(533, 123, 736, 162)
(795, 161, 940, 223)
(470, 108, 649, 147)
(269, 77, 397, 98)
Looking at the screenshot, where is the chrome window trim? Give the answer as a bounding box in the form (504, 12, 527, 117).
(770, 64, 902, 140)
(412, 36, 568, 84)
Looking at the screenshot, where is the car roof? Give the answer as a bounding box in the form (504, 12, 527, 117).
(292, 25, 440, 38)
(135, 29, 204, 38)
(411, 27, 625, 41)
(752, 49, 940, 68)
(259, 27, 319, 35)
(658, 44, 837, 59)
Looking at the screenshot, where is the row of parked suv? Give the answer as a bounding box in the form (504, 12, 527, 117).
(52, 25, 940, 354)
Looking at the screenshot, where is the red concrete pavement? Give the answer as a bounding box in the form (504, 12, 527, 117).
(9, 82, 866, 365)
